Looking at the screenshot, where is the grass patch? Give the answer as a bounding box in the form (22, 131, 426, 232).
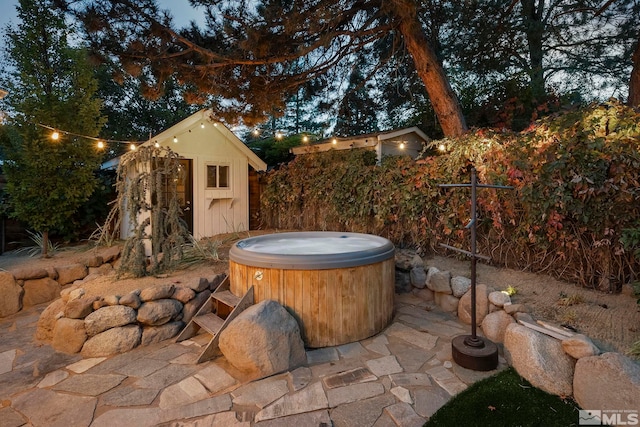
(425, 368, 581, 427)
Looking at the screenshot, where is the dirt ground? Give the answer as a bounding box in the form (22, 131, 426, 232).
(1, 230, 638, 355)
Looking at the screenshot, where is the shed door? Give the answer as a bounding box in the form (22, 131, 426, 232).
(176, 159, 193, 233)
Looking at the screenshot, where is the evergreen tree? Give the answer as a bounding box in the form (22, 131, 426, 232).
(0, 0, 106, 257)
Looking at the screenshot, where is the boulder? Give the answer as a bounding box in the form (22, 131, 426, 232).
(35, 298, 66, 341)
(137, 299, 183, 326)
(60, 285, 83, 303)
(52, 318, 87, 354)
(81, 325, 141, 357)
(141, 321, 184, 346)
(395, 250, 423, 271)
(103, 295, 120, 306)
(185, 277, 209, 293)
(100, 246, 121, 263)
(451, 276, 471, 298)
(172, 287, 196, 304)
(219, 300, 306, 378)
(561, 334, 600, 359)
(45, 266, 58, 281)
(139, 284, 175, 302)
(64, 295, 99, 319)
(426, 267, 452, 294)
(209, 274, 226, 291)
(81, 255, 103, 268)
(481, 310, 515, 343)
(488, 291, 511, 308)
(0, 271, 23, 317)
(85, 305, 137, 336)
(11, 267, 48, 281)
(457, 284, 489, 325)
(22, 278, 61, 307)
(574, 352, 640, 411)
(394, 271, 412, 294)
(503, 303, 527, 315)
(409, 267, 427, 289)
(56, 264, 88, 286)
(119, 290, 142, 309)
(182, 290, 211, 324)
(504, 323, 574, 396)
(437, 294, 459, 313)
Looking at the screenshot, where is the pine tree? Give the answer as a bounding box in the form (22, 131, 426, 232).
(0, 0, 106, 257)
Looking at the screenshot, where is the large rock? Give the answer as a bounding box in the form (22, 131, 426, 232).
(488, 291, 511, 308)
(209, 273, 226, 291)
(64, 295, 99, 319)
(185, 277, 209, 293)
(561, 334, 600, 359)
(395, 249, 423, 271)
(52, 318, 87, 354)
(81, 325, 141, 357)
(182, 290, 211, 324)
(436, 293, 459, 313)
(84, 305, 137, 336)
(22, 278, 61, 307)
(56, 264, 88, 286)
(119, 290, 141, 309)
(99, 245, 121, 263)
(137, 299, 182, 326)
(457, 284, 489, 325)
(139, 284, 175, 302)
(450, 276, 471, 298)
(141, 321, 184, 346)
(81, 255, 103, 268)
(504, 323, 574, 396)
(36, 298, 66, 341)
(0, 271, 23, 317)
(410, 267, 427, 289)
(426, 267, 452, 294)
(219, 300, 306, 378)
(481, 310, 515, 343)
(11, 267, 48, 281)
(574, 352, 640, 411)
(172, 287, 196, 303)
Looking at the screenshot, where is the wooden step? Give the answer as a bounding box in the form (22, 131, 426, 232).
(213, 290, 241, 308)
(193, 312, 224, 335)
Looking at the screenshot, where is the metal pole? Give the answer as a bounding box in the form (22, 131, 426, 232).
(469, 167, 477, 341)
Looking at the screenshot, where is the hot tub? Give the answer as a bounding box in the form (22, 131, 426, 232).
(229, 231, 395, 348)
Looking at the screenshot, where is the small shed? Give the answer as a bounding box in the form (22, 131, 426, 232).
(290, 126, 430, 162)
(108, 109, 267, 240)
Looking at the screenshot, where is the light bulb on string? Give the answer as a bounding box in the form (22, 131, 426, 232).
(302, 135, 309, 143)
(399, 142, 405, 150)
(154, 141, 160, 148)
(200, 123, 205, 129)
(51, 131, 60, 141)
(332, 138, 337, 145)
(96, 141, 105, 149)
(438, 144, 446, 152)
(130, 143, 136, 151)
(173, 136, 178, 143)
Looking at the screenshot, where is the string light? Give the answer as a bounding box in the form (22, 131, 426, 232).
(173, 136, 178, 143)
(130, 143, 137, 151)
(302, 135, 309, 143)
(200, 123, 205, 129)
(275, 131, 283, 140)
(154, 141, 160, 148)
(252, 129, 260, 137)
(332, 138, 337, 145)
(399, 142, 405, 149)
(96, 141, 105, 149)
(51, 131, 60, 140)
(438, 144, 446, 152)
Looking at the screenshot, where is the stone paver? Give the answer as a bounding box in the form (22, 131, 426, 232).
(232, 377, 289, 408)
(1, 292, 510, 426)
(366, 355, 404, 376)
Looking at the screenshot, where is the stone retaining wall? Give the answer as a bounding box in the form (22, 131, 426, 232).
(0, 246, 122, 318)
(35, 273, 226, 357)
(395, 249, 640, 413)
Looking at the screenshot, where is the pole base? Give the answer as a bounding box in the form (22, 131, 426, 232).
(451, 335, 499, 371)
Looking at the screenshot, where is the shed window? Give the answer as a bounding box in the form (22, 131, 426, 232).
(207, 164, 230, 189)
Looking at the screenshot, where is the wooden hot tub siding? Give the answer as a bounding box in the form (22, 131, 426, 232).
(229, 258, 395, 348)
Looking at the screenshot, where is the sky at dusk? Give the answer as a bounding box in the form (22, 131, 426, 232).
(0, 0, 205, 33)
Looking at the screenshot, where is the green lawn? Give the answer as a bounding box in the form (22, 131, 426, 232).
(425, 368, 581, 427)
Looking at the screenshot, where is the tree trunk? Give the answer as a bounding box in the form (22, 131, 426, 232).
(520, 0, 546, 101)
(389, 0, 468, 137)
(41, 230, 50, 258)
(628, 35, 640, 106)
